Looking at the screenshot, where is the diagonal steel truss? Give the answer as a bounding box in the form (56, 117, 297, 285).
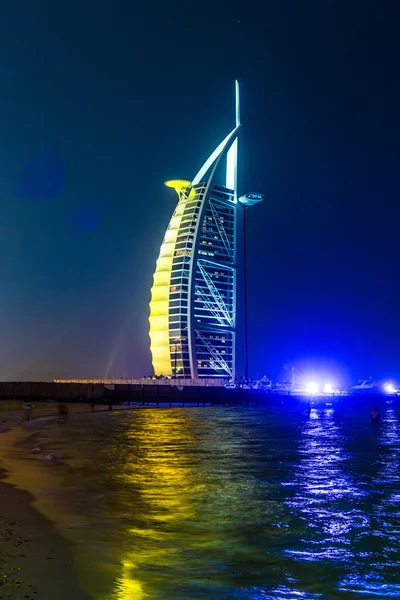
(197, 263, 233, 327)
(195, 329, 232, 376)
(183, 266, 233, 328)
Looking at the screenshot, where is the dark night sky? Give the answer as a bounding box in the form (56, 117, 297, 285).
(1, 0, 400, 384)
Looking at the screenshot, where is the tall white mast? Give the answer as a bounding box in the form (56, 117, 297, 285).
(235, 79, 240, 127)
(225, 80, 240, 198)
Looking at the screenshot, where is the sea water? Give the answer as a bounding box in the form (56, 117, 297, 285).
(2, 398, 400, 599)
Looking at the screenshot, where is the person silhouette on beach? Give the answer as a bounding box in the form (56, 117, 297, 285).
(22, 401, 34, 422)
(58, 402, 68, 423)
(371, 407, 381, 423)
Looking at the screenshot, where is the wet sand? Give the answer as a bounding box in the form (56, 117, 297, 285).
(0, 403, 93, 599)
(0, 476, 92, 600)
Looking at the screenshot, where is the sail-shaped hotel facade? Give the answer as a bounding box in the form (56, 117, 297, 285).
(149, 82, 263, 380)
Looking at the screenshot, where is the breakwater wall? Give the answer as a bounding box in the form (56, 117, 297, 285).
(0, 382, 389, 406)
(0, 381, 263, 405)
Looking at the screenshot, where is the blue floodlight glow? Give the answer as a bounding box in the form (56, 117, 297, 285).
(383, 382, 395, 394)
(306, 381, 319, 394)
(324, 383, 333, 393)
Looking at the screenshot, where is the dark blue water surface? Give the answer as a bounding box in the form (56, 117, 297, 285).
(7, 399, 400, 599)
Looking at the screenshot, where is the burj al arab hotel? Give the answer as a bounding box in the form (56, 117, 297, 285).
(149, 82, 263, 380)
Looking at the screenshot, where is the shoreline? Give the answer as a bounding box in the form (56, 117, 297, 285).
(0, 405, 93, 600)
(0, 476, 92, 600)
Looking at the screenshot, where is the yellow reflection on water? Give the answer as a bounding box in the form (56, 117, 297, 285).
(113, 560, 146, 600)
(107, 409, 198, 598)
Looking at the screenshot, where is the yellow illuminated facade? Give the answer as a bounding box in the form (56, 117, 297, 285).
(149, 180, 193, 375)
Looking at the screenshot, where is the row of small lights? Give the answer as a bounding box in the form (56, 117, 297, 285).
(306, 382, 397, 394)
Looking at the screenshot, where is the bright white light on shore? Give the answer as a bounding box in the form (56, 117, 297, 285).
(306, 381, 319, 394)
(324, 383, 333, 393)
(384, 382, 395, 394)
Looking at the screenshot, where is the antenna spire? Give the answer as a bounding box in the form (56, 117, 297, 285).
(235, 79, 240, 127)
(225, 80, 240, 195)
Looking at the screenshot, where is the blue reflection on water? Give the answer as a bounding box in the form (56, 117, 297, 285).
(282, 404, 400, 597)
(338, 401, 400, 597)
(188, 584, 322, 599)
(285, 408, 368, 553)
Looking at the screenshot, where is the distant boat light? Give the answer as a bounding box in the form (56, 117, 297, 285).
(306, 381, 319, 394)
(384, 382, 395, 394)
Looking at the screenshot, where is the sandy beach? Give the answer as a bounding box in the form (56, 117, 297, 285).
(0, 402, 93, 600)
(0, 477, 92, 600)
